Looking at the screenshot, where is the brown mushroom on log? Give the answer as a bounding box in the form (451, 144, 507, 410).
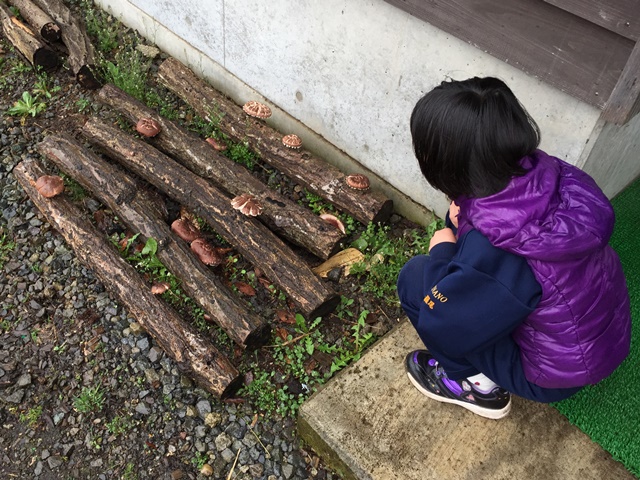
(190, 238, 224, 266)
(171, 218, 202, 243)
(231, 193, 263, 217)
(242, 101, 271, 119)
(35, 175, 64, 198)
(206, 137, 227, 151)
(282, 134, 302, 149)
(136, 118, 161, 137)
(319, 213, 346, 234)
(345, 174, 370, 191)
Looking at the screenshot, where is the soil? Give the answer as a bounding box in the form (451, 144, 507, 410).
(0, 4, 425, 479)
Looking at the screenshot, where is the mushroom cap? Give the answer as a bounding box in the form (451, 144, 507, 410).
(190, 238, 224, 266)
(231, 193, 263, 217)
(151, 281, 171, 295)
(136, 117, 161, 137)
(206, 137, 227, 151)
(242, 101, 272, 119)
(282, 134, 302, 149)
(319, 213, 346, 234)
(171, 218, 202, 243)
(35, 175, 64, 198)
(345, 173, 370, 191)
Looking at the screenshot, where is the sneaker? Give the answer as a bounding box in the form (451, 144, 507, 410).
(405, 350, 511, 419)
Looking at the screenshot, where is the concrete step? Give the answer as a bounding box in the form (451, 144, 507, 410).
(299, 320, 634, 480)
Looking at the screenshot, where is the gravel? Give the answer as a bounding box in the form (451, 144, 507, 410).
(0, 51, 338, 480)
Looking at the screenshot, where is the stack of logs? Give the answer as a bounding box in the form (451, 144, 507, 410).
(14, 58, 394, 399)
(0, 0, 99, 87)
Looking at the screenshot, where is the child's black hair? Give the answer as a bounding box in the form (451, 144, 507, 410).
(410, 77, 540, 199)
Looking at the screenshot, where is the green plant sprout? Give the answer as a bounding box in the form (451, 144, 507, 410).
(7, 91, 46, 118)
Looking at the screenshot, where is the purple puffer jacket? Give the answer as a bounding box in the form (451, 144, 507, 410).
(457, 150, 631, 388)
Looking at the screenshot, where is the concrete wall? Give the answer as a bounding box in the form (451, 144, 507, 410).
(96, 0, 607, 222)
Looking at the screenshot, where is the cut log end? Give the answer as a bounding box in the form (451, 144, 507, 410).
(76, 65, 102, 89)
(41, 22, 61, 42)
(244, 323, 272, 350)
(33, 47, 59, 72)
(307, 293, 341, 320)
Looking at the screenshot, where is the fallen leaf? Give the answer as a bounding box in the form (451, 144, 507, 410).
(234, 281, 256, 296)
(275, 327, 289, 342)
(258, 277, 272, 289)
(276, 310, 296, 324)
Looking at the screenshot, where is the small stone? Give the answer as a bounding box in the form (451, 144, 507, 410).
(2, 389, 24, 404)
(34, 461, 43, 476)
(249, 463, 265, 477)
(129, 322, 144, 335)
(220, 447, 235, 463)
(171, 470, 184, 480)
(215, 432, 233, 452)
(47, 455, 64, 469)
(147, 346, 162, 363)
(135, 403, 150, 415)
(16, 373, 31, 387)
(200, 463, 214, 477)
(186, 405, 198, 417)
(196, 399, 211, 417)
(136, 44, 161, 58)
(136, 337, 150, 351)
(204, 412, 223, 428)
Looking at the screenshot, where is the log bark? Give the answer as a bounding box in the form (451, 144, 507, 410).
(96, 83, 343, 260)
(38, 133, 270, 349)
(81, 117, 340, 319)
(157, 57, 394, 226)
(13, 158, 242, 398)
(31, 0, 99, 88)
(0, 3, 58, 71)
(7, 0, 60, 42)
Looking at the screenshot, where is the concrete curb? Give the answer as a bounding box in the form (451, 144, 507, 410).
(299, 320, 634, 480)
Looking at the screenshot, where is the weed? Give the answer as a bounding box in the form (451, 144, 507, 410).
(224, 141, 258, 170)
(33, 73, 61, 99)
(9, 60, 31, 75)
(19, 406, 43, 428)
(7, 91, 46, 118)
(73, 384, 105, 413)
(0, 231, 16, 269)
(349, 219, 444, 305)
(106, 414, 133, 435)
(122, 463, 138, 480)
(101, 47, 151, 102)
(82, 0, 119, 52)
(75, 98, 92, 113)
(191, 452, 208, 470)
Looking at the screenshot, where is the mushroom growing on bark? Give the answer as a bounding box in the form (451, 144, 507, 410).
(242, 101, 272, 119)
(151, 281, 171, 295)
(171, 218, 202, 243)
(231, 193, 263, 217)
(190, 238, 224, 266)
(282, 134, 302, 149)
(345, 173, 370, 191)
(206, 137, 227, 151)
(136, 118, 161, 137)
(319, 213, 346, 234)
(35, 175, 64, 198)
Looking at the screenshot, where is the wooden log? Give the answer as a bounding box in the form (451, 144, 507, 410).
(38, 133, 270, 349)
(0, 2, 58, 71)
(13, 158, 242, 398)
(157, 57, 394, 226)
(31, 0, 99, 88)
(96, 83, 344, 260)
(81, 117, 340, 319)
(7, 0, 60, 42)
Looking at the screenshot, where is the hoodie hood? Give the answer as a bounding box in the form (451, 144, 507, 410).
(457, 150, 615, 261)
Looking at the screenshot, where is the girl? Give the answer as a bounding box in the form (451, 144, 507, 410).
(398, 77, 631, 419)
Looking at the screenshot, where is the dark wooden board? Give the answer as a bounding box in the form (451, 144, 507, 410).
(543, 0, 640, 41)
(384, 0, 634, 108)
(602, 41, 640, 124)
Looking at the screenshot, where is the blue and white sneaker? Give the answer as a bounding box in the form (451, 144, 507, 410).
(405, 350, 511, 419)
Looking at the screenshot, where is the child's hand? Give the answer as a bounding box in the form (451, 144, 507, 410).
(429, 228, 457, 251)
(449, 201, 460, 228)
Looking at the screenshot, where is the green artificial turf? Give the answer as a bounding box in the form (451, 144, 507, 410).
(553, 176, 640, 477)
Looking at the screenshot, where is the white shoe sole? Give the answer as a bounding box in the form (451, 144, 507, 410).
(407, 372, 511, 420)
